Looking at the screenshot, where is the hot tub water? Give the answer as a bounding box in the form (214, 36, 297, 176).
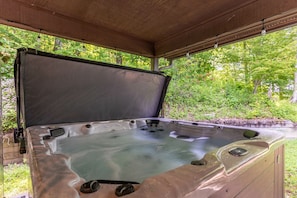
(53, 126, 234, 182)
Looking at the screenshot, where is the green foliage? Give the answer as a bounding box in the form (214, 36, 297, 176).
(2, 109, 17, 131)
(4, 163, 31, 197)
(0, 25, 42, 78)
(269, 101, 297, 122)
(1, 24, 297, 130)
(165, 74, 297, 121)
(0, 24, 151, 81)
(2, 79, 17, 133)
(217, 29, 296, 95)
(163, 27, 297, 122)
(224, 81, 254, 107)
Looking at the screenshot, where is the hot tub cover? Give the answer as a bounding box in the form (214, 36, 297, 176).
(14, 48, 171, 127)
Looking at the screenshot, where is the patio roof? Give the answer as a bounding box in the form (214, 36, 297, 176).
(1, 0, 297, 59)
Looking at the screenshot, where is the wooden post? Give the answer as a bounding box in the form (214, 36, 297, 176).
(151, 57, 166, 118)
(151, 57, 159, 72)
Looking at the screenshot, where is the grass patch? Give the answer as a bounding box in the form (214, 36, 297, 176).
(285, 139, 297, 197)
(4, 163, 31, 197)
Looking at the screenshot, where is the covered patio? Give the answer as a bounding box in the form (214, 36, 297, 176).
(1, 0, 297, 64)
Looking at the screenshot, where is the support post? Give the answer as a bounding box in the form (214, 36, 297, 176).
(151, 57, 166, 118)
(151, 57, 159, 72)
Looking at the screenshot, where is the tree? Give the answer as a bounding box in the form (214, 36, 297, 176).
(292, 43, 297, 103)
(292, 64, 297, 102)
(216, 27, 296, 97)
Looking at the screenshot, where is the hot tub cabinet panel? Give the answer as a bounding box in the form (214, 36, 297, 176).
(209, 145, 284, 198)
(26, 118, 285, 198)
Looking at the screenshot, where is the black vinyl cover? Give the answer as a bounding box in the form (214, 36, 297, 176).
(14, 48, 170, 127)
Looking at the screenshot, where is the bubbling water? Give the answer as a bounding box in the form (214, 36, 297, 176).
(54, 128, 233, 182)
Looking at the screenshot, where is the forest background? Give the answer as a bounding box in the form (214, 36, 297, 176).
(1, 24, 297, 132)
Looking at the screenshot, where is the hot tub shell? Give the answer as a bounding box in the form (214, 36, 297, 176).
(14, 48, 285, 198)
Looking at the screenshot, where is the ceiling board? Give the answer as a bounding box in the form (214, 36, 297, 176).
(1, 0, 297, 58)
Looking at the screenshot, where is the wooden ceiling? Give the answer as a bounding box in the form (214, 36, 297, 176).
(1, 0, 297, 59)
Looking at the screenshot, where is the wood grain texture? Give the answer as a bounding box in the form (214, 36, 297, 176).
(3, 142, 24, 165)
(1, 0, 297, 58)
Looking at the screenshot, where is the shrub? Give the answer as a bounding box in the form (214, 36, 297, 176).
(2, 79, 17, 132)
(2, 109, 17, 131)
(270, 100, 297, 122)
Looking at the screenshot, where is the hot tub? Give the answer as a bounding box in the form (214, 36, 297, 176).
(26, 118, 284, 198)
(14, 49, 285, 198)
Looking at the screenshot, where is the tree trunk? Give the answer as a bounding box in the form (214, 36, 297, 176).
(115, 52, 122, 65)
(291, 64, 297, 103)
(53, 37, 62, 51)
(267, 83, 273, 99)
(291, 34, 297, 103)
(253, 79, 261, 94)
(243, 41, 249, 84)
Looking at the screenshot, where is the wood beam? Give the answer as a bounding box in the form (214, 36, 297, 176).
(155, 0, 297, 58)
(0, 0, 155, 57)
